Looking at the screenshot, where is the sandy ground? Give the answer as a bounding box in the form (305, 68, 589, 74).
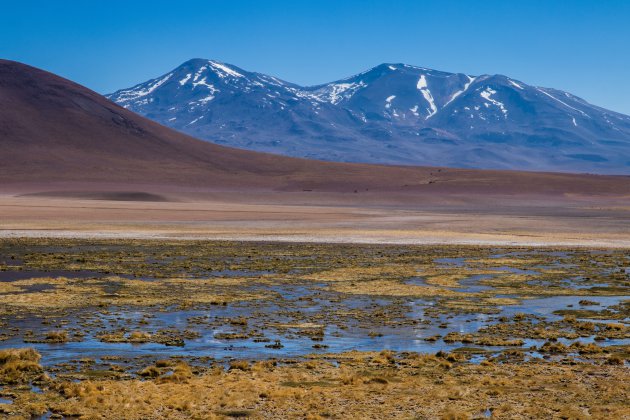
(2, 191, 630, 247)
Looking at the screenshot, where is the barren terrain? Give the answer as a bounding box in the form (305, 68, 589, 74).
(1, 189, 630, 247)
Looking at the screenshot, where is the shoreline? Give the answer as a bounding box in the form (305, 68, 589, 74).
(2, 229, 630, 248)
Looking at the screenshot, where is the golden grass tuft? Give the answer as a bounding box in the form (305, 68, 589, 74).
(2, 349, 629, 419)
(0, 348, 41, 365)
(157, 362, 193, 384)
(229, 360, 250, 372)
(128, 331, 152, 342)
(138, 366, 161, 378)
(45, 330, 69, 343)
(0, 348, 43, 384)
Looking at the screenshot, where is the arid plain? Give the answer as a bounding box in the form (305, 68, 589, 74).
(2, 189, 630, 248)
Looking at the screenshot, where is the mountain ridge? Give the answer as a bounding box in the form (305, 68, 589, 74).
(3, 58, 630, 200)
(107, 59, 630, 174)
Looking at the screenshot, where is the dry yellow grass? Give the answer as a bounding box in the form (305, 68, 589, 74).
(330, 279, 467, 297)
(1, 351, 626, 419)
(302, 264, 419, 282)
(0, 276, 267, 313)
(0, 348, 43, 385)
(0, 241, 628, 419)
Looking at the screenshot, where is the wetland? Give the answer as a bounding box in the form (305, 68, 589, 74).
(0, 239, 628, 419)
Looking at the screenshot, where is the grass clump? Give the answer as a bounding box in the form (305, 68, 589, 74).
(229, 360, 250, 372)
(0, 348, 43, 384)
(45, 330, 69, 343)
(128, 331, 152, 343)
(157, 362, 193, 384)
(138, 366, 161, 378)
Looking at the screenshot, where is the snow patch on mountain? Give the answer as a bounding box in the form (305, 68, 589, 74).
(179, 73, 192, 86)
(416, 74, 428, 89)
(536, 88, 590, 118)
(193, 66, 207, 82)
(445, 75, 476, 107)
(114, 73, 173, 103)
(208, 61, 244, 78)
(258, 75, 287, 87)
(416, 75, 437, 119)
(197, 95, 215, 104)
(187, 115, 204, 125)
(191, 77, 218, 92)
(385, 95, 396, 109)
(480, 87, 508, 117)
(313, 81, 367, 105)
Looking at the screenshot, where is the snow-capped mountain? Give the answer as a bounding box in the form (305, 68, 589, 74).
(107, 59, 630, 174)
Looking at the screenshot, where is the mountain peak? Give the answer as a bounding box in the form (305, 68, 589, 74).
(179, 57, 210, 66)
(106, 59, 630, 174)
(375, 62, 405, 70)
(175, 58, 247, 78)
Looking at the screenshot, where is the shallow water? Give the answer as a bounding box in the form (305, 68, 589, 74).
(500, 295, 628, 321)
(434, 257, 466, 266)
(0, 246, 628, 368)
(456, 274, 494, 293)
(2, 289, 626, 366)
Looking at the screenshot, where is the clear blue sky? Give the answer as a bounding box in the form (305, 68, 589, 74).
(2, 0, 629, 114)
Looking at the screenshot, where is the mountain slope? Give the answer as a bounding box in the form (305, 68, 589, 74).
(2, 59, 630, 200)
(108, 59, 630, 174)
(0, 59, 432, 191)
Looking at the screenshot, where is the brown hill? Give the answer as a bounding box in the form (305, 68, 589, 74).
(1, 59, 629, 197)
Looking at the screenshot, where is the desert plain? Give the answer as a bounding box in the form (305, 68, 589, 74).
(2, 185, 630, 248)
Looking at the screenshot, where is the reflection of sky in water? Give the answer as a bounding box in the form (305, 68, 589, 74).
(0, 251, 627, 366)
(500, 295, 627, 321)
(2, 290, 624, 367)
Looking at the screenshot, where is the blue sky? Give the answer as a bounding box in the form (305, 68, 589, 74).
(2, 0, 629, 114)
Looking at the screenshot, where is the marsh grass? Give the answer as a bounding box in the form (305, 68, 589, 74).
(44, 330, 69, 343)
(0, 349, 628, 419)
(0, 348, 43, 384)
(0, 240, 628, 418)
(229, 361, 250, 372)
